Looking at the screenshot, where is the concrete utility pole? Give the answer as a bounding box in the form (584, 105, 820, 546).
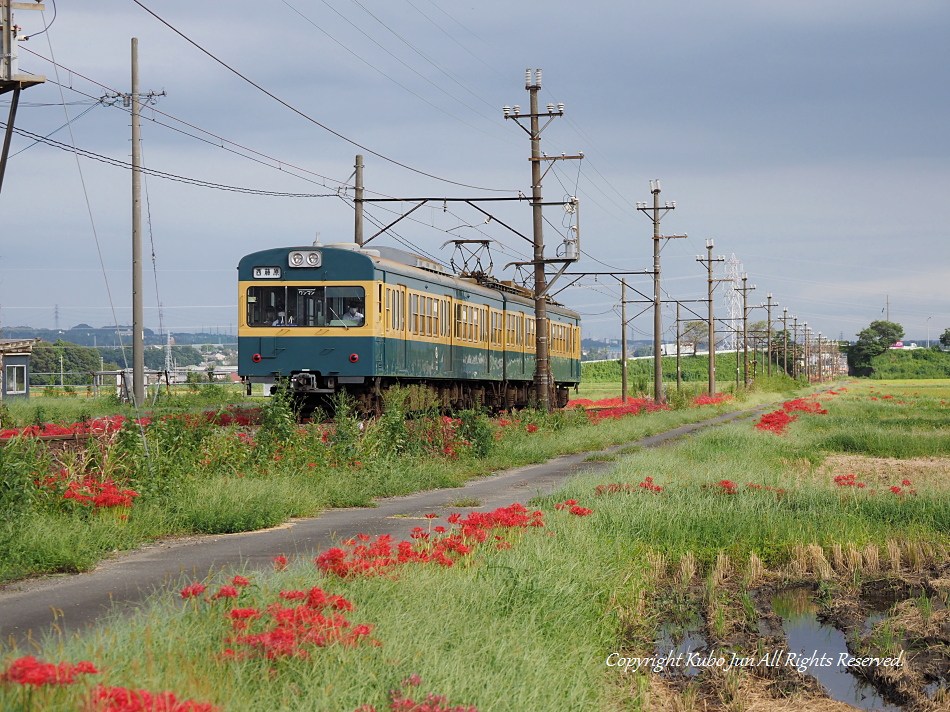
(118, 39, 165, 407)
(817, 333, 823, 383)
(353, 154, 364, 246)
(131, 38, 144, 407)
(637, 181, 686, 404)
(696, 240, 725, 397)
(0, 0, 45, 194)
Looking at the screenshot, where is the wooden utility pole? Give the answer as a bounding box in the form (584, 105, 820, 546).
(696, 239, 725, 397)
(765, 293, 776, 377)
(637, 181, 686, 404)
(354, 154, 364, 246)
(621, 279, 628, 403)
(781, 307, 789, 377)
(675, 301, 682, 392)
(737, 274, 755, 387)
(503, 70, 580, 410)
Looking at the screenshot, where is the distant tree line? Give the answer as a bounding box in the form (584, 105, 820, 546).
(3, 325, 236, 348)
(29, 340, 204, 385)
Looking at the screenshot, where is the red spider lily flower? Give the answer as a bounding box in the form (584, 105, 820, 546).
(230, 575, 250, 587)
(526, 424, 539, 433)
(901, 479, 912, 486)
(279, 590, 307, 601)
(0, 656, 97, 687)
(272, 555, 288, 571)
(569, 505, 593, 516)
(89, 684, 220, 712)
(228, 608, 260, 620)
(211, 585, 239, 600)
(403, 674, 423, 687)
(180, 583, 206, 599)
(889, 486, 902, 494)
(424, 513, 438, 519)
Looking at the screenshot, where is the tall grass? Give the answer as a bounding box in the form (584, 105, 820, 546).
(4, 380, 950, 711)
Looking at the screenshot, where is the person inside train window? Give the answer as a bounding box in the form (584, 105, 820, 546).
(272, 311, 287, 326)
(344, 304, 364, 324)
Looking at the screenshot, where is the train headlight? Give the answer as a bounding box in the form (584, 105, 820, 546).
(288, 250, 322, 268)
(349, 353, 359, 363)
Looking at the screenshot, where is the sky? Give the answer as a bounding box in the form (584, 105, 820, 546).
(1, 0, 948, 343)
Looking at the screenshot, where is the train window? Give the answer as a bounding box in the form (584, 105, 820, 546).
(246, 286, 286, 327)
(246, 285, 365, 327)
(327, 286, 365, 326)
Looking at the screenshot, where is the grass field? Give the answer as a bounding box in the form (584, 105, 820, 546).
(4, 380, 950, 710)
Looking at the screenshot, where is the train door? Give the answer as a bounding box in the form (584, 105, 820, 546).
(442, 296, 453, 374)
(385, 284, 407, 373)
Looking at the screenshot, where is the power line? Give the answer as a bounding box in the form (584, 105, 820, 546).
(0, 121, 341, 197)
(129, 0, 517, 193)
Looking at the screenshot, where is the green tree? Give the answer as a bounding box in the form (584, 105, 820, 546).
(30, 340, 101, 385)
(848, 320, 904, 375)
(940, 328, 950, 349)
(681, 320, 709, 352)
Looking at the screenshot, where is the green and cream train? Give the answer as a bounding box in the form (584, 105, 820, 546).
(238, 243, 581, 412)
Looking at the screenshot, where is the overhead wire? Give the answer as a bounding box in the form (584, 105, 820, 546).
(129, 0, 517, 193)
(0, 122, 341, 197)
(19, 55, 385, 195)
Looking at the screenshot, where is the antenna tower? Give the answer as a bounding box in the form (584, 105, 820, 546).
(724, 254, 743, 350)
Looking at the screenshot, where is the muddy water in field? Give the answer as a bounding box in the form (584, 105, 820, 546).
(654, 614, 708, 677)
(772, 588, 902, 711)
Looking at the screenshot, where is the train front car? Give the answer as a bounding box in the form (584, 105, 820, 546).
(238, 242, 582, 413)
(238, 244, 377, 410)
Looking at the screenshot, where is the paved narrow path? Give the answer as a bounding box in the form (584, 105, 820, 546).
(0, 407, 761, 648)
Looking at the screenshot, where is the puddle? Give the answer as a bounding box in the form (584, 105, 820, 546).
(772, 588, 902, 711)
(654, 615, 708, 677)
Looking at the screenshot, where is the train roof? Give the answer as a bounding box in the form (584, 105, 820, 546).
(240, 243, 579, 318)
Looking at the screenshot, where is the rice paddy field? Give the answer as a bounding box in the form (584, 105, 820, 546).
(3, 380, 950, 711)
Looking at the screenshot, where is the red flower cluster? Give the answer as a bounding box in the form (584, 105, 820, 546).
(782, 398, 828, 415)
(833, 474, 866, 489)
(692, 394, 734, 406)
(89, 685, 219, 712)
(62, 477, 139, 509)
(0, 655, 97, 687)
(587, 399, 670, 422)
(0, 414, 143, 441)
(754, 410, 798, 435)
(705, 480, 739, 495)
(746, 483, 785, 496)
(315, 504, 545, 579)
(638, 476, 663, 493)
(553, 499, 593, 515)
(222, 587, 373, 660)
(180, 583, 206, 599)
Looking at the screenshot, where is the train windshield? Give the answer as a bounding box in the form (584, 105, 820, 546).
(246, 286, 365, 327)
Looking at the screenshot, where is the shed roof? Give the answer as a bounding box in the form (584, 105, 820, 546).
(0, 338, 41, 355)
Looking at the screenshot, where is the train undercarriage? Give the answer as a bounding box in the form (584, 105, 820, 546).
(251, 373, 573, 416)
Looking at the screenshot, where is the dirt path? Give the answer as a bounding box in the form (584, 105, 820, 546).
(0, 407, 760, 649)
